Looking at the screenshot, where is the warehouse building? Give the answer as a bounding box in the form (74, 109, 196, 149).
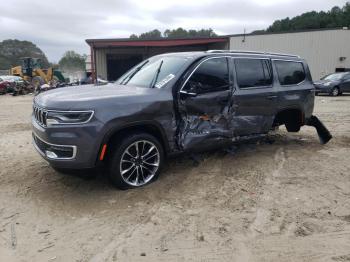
(229, 28, 350, 80)
(86, 28, 350, 82)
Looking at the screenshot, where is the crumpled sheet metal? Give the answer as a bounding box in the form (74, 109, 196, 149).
(176, 98, 274, 150)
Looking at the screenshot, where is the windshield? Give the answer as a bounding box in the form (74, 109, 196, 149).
(117, 56, 188, 88)
(322, 73, 347, 81)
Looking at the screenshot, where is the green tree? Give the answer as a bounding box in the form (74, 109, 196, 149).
(266, 1, 350, 33)
(164, 28, 217, 38)
(129, 34, 138, 39)
(58, 51, 86, 72)
(164, 28, 188, 38)
(129, 28, 217, 39)
(138, 29, 162, 39)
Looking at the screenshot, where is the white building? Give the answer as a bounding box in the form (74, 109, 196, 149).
(229, 28, 350, 80)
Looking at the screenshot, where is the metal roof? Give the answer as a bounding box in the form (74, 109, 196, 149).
(86, 37, 228, 47)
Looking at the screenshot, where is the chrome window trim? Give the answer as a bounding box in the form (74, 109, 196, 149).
(272, 59, 306, 86)
(272, 58, 304, 63)
(32, 133, 77, 160)
(179, 56, 232, 93)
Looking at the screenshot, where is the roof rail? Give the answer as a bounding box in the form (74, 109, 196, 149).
(206, 50, 300, 58)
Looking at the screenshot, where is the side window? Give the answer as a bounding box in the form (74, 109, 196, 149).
(183, 57, 229, 94)
(235, 59, 273, 88)
(344, 74, 350, 80)
(275, 60, 306, 85)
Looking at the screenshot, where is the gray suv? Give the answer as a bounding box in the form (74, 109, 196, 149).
(32, 51, 331, 189)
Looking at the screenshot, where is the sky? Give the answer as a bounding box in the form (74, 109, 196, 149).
(0, 0, 347, 62)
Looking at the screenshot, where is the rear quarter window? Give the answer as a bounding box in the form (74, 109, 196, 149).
(275, 60, 306, 85)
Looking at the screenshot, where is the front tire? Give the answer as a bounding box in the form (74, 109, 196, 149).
(330, 87, 340, 96)
(108, 133, 164, 189)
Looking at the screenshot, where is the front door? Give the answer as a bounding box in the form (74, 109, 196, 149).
(341, 74, 350, 92)
(177, 57, 233, 151)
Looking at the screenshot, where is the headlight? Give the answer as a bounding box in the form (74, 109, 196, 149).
(46, 111, 94, 126)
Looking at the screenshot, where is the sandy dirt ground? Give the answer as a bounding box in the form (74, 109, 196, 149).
(0, 94, 349, 262)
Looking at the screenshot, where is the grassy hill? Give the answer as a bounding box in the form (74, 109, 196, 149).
(0, 39, 49, 70)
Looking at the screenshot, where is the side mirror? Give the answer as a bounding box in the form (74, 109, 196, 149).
(179, 90, 197, 98)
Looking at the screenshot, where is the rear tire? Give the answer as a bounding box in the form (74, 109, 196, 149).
(285, 122, 301, 132)
(108, 133, 164, 189)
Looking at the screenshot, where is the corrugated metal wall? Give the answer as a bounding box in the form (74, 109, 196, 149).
(230, 29, 350, 80)
(95, 49, 108, 79)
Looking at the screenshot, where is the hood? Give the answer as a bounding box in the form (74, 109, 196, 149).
(314, 79, 339, 86)
(34, 83, 171, 110)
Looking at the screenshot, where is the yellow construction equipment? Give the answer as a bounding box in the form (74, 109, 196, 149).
(10, 57, 65, 88)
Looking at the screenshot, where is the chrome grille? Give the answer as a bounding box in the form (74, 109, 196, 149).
(33, 104, 47, 127)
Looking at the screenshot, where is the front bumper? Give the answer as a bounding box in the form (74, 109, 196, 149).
(31, 115, 103, 169)
(32, 133, 77, 160)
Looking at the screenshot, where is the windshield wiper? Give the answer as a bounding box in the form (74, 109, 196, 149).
(120, 61, 149, 85)
(149, 60, 163, 88)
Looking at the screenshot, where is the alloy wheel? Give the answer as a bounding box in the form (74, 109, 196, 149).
(332, 88, 339, 96)
(119, 140, 160, 187)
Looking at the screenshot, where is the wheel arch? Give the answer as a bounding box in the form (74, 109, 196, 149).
(273, 107, 305, 132)
(333, 85, 341, 92)
(97, 121, 171, 164)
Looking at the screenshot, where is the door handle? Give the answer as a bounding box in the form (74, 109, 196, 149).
(266, 95, 277, 100)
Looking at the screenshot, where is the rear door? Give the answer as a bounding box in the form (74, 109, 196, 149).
(273, 59, 314, 119)
(230, 57, 276, 136)
(177, 56, 233, 150)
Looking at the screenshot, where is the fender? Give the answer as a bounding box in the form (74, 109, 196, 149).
(99, 119, 172, 156)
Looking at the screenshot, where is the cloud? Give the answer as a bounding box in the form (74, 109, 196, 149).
(0, 0, 346, 62)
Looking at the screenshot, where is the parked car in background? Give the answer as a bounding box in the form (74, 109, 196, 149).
(0, 75, 25, 93)
(0, 77, 9, 94)
(314, 72, 350, 96)
(32, 51, 332, 189)
(1, 75, 25, 85)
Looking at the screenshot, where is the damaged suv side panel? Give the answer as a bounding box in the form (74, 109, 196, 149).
(175, 55, 316, 151)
